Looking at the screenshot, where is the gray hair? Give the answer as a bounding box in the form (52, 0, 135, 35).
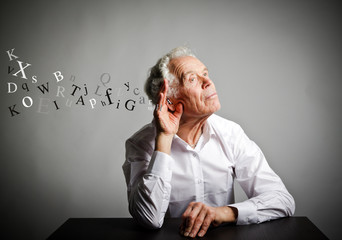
(144, 46, 196, 105)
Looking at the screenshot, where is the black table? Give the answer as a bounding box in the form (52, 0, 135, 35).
(47, 217, 328, 240)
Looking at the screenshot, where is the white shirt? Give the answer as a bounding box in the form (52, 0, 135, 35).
(123, 114, 295, 229)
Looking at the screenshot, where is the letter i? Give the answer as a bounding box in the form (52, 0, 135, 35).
(53, 100, 60, 110)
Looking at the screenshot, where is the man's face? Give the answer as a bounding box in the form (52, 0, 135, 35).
(169, 56, 221, 118)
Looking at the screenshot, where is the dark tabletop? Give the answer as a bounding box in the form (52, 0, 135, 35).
(47, 217, 328, 240)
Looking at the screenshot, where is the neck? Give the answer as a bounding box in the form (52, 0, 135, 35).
(177, 115, 209, 147)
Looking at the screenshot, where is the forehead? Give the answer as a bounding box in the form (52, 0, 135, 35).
(169, 56, 206, 77)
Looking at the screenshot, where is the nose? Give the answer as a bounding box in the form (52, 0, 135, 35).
(201, 76, 212, 89)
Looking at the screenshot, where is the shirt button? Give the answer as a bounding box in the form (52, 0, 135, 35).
(197, 179, 202, 184)
(193, 153, 197, 157)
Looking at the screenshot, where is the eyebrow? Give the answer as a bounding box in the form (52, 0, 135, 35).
(182, 68, 209, 79)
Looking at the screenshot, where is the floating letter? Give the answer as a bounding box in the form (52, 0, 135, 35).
(105, 88, 113, 105)
(7, 82, 17, 93)
(8, 105, 20, 117)
(37, 98, 50, 114)
(12, 61, 31, 79)
(89, 98, 96, 109)
(133, 88, 140, 95)
(37, 82, 49, 94)
(6, 48, 19, 61)
(71, 84, 81, 96)
(22, 96, 33, 108)
(100, 73, 111, 87)
(53, 71, 64, 82)
(124, 82, 130, 91)
(56, 86, 65, 97)
(76, 96, 85, 105)
(125, 99, 136, 111)
(22, 83, 29, 92)
(8, 66, 15, 74)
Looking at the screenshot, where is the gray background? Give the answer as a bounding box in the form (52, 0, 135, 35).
(1, 0, 341, 239)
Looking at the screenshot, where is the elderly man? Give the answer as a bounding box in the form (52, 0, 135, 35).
(122, 46, 295, 238)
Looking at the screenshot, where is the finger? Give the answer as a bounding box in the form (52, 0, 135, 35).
(161, 79, 169, 104)
(157, 92, 165, 112)
(183, 204, 202, 237)
(158, 79, 166, 98)
(163, 78, 169, 95)
(189, 208, 206, 238)
(159, 79, 169, 106)
(180, 204, 193, 234)
(198, 212, 214, 237)
(155, 79, 170, 114)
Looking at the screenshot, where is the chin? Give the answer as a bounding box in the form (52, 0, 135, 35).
(211, 100, 221, 113)
(206, 104, 221, 116)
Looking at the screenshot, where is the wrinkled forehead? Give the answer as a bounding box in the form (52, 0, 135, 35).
(169, 56, 206, 80)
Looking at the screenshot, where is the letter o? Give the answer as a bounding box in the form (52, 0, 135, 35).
(22, 96, 33, 108)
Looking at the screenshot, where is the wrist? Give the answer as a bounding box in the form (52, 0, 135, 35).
(155, 132, 174, 154)
(215, 206, 238, 225)
(157, 132, 175, 139)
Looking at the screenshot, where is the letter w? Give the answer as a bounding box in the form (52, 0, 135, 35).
(37, 82, 49, 94)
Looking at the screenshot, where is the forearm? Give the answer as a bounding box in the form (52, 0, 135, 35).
(155, 132, 174, 155)
(229, 190, 295, 225)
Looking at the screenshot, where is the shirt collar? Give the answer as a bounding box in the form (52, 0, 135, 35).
(198, 119, 215, 149)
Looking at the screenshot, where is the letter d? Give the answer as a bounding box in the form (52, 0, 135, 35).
(8, 82, 17, 93)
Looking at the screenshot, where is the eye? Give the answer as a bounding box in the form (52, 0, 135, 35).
(189, 75, 196, 82)
(203, 72, 208, 77)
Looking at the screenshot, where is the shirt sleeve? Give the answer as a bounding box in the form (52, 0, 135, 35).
(228, 126, 295, 225)
(123, 138, 174, 229)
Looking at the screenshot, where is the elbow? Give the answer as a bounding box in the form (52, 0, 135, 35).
(287, 194, 295, 216)
(129, 201, 164, 229)
(140, 217, 163, 230)
(280, 191, 295, 217)
(130, 208, 163, 229)
(127, 179, 169, 229)
(271, 190, 295, 217)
